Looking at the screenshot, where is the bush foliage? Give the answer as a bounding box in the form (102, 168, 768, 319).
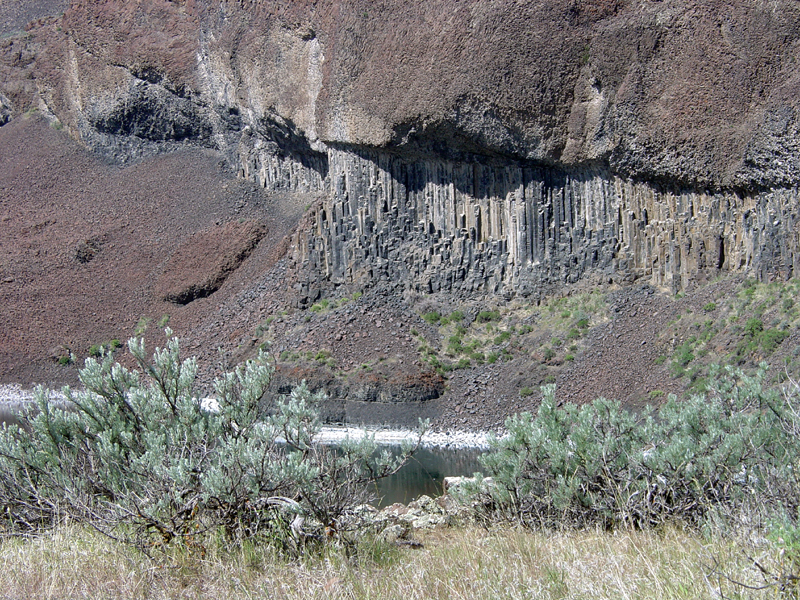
(0, 331, 422, 551)
(476, 366, 800, 530)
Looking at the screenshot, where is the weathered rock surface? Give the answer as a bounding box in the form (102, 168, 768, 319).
(0, 94, 11, 127)
(294, 149, 800, 299)
(155, 220, 267, 304)
(370, 494, 463, 538)
(0, 0, 66, 36)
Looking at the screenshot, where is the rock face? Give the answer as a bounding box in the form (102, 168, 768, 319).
(2, 0, 800, 297)
(295, 149, 800, 299)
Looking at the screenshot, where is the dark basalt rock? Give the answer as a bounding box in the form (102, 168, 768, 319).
(2, 0, 793, 298)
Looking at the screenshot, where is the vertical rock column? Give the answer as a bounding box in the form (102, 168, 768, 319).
(290, 147, 800, 297)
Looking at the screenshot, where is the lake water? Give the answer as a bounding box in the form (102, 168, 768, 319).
(371, 445, 486, 507)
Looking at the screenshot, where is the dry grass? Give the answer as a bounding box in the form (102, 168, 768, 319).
(0, 524, 784, 599)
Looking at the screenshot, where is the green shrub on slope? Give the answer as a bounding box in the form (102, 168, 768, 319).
(477, 366, 800, 530)
(0, 331, 423, 551)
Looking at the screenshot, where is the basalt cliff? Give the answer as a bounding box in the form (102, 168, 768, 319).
(2, 0, 800, 427)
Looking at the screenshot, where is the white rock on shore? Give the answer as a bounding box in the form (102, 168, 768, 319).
(0, 384, 66, 404)
(313, 426, 490, 450)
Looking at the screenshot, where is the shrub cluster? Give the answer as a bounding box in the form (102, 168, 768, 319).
(0, 331, 422, 552)
(475, 365, 800, 530)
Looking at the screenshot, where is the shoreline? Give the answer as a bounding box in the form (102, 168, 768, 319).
(313, 425, 490, 450)
(0, 384, 491, 449)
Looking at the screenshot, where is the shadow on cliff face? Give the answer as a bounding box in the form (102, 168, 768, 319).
(269, 364, 446, 427)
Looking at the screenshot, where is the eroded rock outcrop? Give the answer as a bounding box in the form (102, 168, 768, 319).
(286, 147, 799, 302)
(293, 149, 800, 299)
(2, 0, 800, 298)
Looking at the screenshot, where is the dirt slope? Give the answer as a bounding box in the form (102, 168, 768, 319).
(0, 115, 308, 385)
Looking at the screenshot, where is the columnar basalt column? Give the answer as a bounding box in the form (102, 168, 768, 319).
(287, 147, 799, 299)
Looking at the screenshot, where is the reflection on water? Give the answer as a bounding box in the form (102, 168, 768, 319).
(0, 405, 26, 431)
(370, 445, 485, 507)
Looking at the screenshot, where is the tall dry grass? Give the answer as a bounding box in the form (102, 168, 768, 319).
(0, 524, 782, 599)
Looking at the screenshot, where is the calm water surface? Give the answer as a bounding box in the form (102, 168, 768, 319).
(371, 445, 485, 507)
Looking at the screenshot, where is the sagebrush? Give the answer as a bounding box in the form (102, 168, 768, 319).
(475, 365, 800, 530)
(0, 331, 423, 551)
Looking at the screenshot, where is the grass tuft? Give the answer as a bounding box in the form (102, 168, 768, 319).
(0, 524, 782, 599)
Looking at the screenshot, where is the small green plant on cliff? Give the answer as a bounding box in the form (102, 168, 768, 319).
(469, 351, 485, 365)
(255, 317, 276, 337)
(476, 310, 501, 323)
(580, 45, 591, 65)
(671, 339, 696, 375)
(494, 331, 512, 345)
(134, 317, 151, 336)
(314, 350, 331, 363)
(422, 311, 441, 325)
(310, 299, 330, 313)
(729, 317, 790, 363)
(448, 310, 465, 323)
(87, 339, 122, 358)
(446, 335, 464, 356)
(746, 317, 764, 337)
(0, 331, 425, 552)
(540, 291, 607, 330)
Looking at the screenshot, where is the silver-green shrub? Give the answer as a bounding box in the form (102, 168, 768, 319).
(0, 331, 422, 549)
(478, 365, 800, 529)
